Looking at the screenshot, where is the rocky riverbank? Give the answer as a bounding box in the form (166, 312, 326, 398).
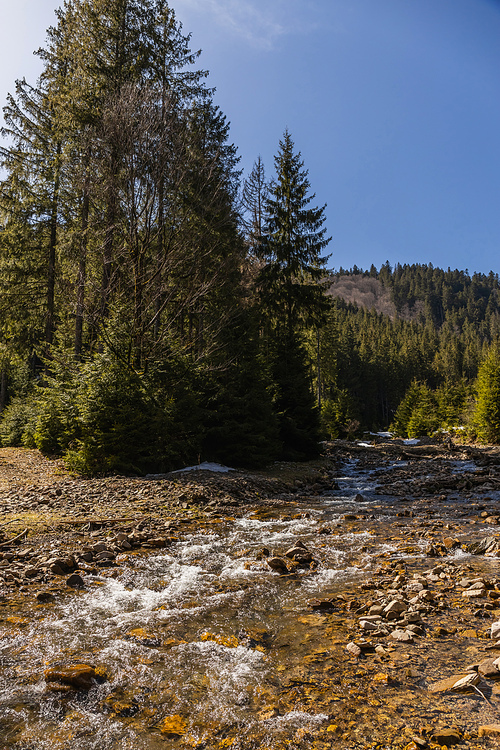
(2, 441, 500, 749)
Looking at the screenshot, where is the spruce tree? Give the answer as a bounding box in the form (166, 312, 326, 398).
(474, 344, 500, 443)
(258, 130, 331, 459)
(241, 155, 268, 257)
(258, 129, 330, 335)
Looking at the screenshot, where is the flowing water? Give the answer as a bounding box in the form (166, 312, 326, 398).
(1, 456, 499, 749)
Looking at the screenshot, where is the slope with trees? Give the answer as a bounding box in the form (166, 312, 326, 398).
(0, 4, 330, 472)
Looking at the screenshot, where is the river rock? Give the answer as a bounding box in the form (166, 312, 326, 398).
(406, 611, 423, 623)
(431, 728, 461, 747)
(390, 629, 413, 642)
(36, 591, 55, 603)
(451, 673, 481, 690)
(477, 658, 500, 678)
(309, 598, 336, 611)
(95, 551, 115, 561)
(285, 546, 313, 565)
(125, 628, 162, 647)
(478, 725, 500, 737)
(66, 573, 85, 589)
(490, 621, 500, 639)
(384, 600, 407, 618)
(417, 589, 435, 602)
(267, 557, 289, 574)
(44, 663, 107, 690)
(462, 587, 486, 599)
(360, 619, 380, 632)
(430, 674, 474, 693)
(467, 537, 500, 555)
(346, 642, 362, 657)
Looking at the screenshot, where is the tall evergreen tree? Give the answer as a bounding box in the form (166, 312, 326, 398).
(257, 130, 331, 458)
(474, 344, 500, 443)
(258, 129, 331, 336)
(241, 155, 268, 257)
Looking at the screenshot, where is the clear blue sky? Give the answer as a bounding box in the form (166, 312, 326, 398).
(1, 0, 500, 275)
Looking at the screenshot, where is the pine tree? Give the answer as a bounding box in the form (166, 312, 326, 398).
(257, 130, 330, 459)
(0, 0, 251, 471)
(0, 74, 65, 360)
(241, 155, 268, 257)
(474, 344, 500, 443)
(258, 129, 330, 336)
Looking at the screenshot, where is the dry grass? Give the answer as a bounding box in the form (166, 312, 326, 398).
(0, 448, 67, 490)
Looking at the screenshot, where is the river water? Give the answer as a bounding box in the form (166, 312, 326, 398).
(1, 455, 499, 749)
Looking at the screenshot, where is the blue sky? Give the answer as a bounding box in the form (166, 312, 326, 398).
(1, 0, 500, 275)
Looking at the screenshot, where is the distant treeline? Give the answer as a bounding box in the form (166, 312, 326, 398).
(319, 262, 500, 441)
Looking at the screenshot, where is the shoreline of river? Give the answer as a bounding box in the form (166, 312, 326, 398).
(2, 441, 500, 749)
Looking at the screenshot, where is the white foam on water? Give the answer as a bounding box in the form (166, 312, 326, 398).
(178, 540, 220, 559)
(301, 565, 361, 592)
(272, 710, 329, 727)
(171, 640, 265, 722)
(235, 516, 315, 536)
(218, 557, 266, 580)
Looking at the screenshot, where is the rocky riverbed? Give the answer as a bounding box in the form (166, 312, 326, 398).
(2, 441, 500, 749)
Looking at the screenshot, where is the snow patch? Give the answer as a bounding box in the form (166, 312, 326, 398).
(172, 461, 234, 474)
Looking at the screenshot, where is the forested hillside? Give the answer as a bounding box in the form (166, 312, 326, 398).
(319, 263, 500, 438)
(0, 0, 330, 473)
(1, 1, 500, 474)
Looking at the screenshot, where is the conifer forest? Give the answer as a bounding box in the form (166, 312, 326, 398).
(1, 0, 500, 475)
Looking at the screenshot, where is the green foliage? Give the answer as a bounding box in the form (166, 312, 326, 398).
(3, 0, 500, 474)
(201, 316, 281, 468)
(321, 389, 356, 439)
(406, 396, 440, 438)
(391, 381, 438, 438)
(24, 352, 81, 453)
(64, 354, 165, 475)
(391, 378, 469, 438)
(31, 386, 79, 454)
(0, 396, 37, 447)
(258, 129, 331, 335)
(272, 333, 320, 460)
(436, 381, 469, 428)
(473, 345, 500, 443)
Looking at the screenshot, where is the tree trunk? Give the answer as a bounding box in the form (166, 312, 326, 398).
(75, 151, 90, 359)
(45, 141, 62, 348)
(0, 369, 7, 413)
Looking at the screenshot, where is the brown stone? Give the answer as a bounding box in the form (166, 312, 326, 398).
(267, 557, 289, 574)
(160, 715, 187, 736)
(346, 642, 362, 657)
(431, 728, 461, 747)
(36, 591, 55, 603)
(478, 725, 500, 737)
(478, 658, 500, 678)
(44, 663, 107, 690)
(66, 573, 85, 589)
(125, 628, 162, 647)
(429, 674, 472, 693)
